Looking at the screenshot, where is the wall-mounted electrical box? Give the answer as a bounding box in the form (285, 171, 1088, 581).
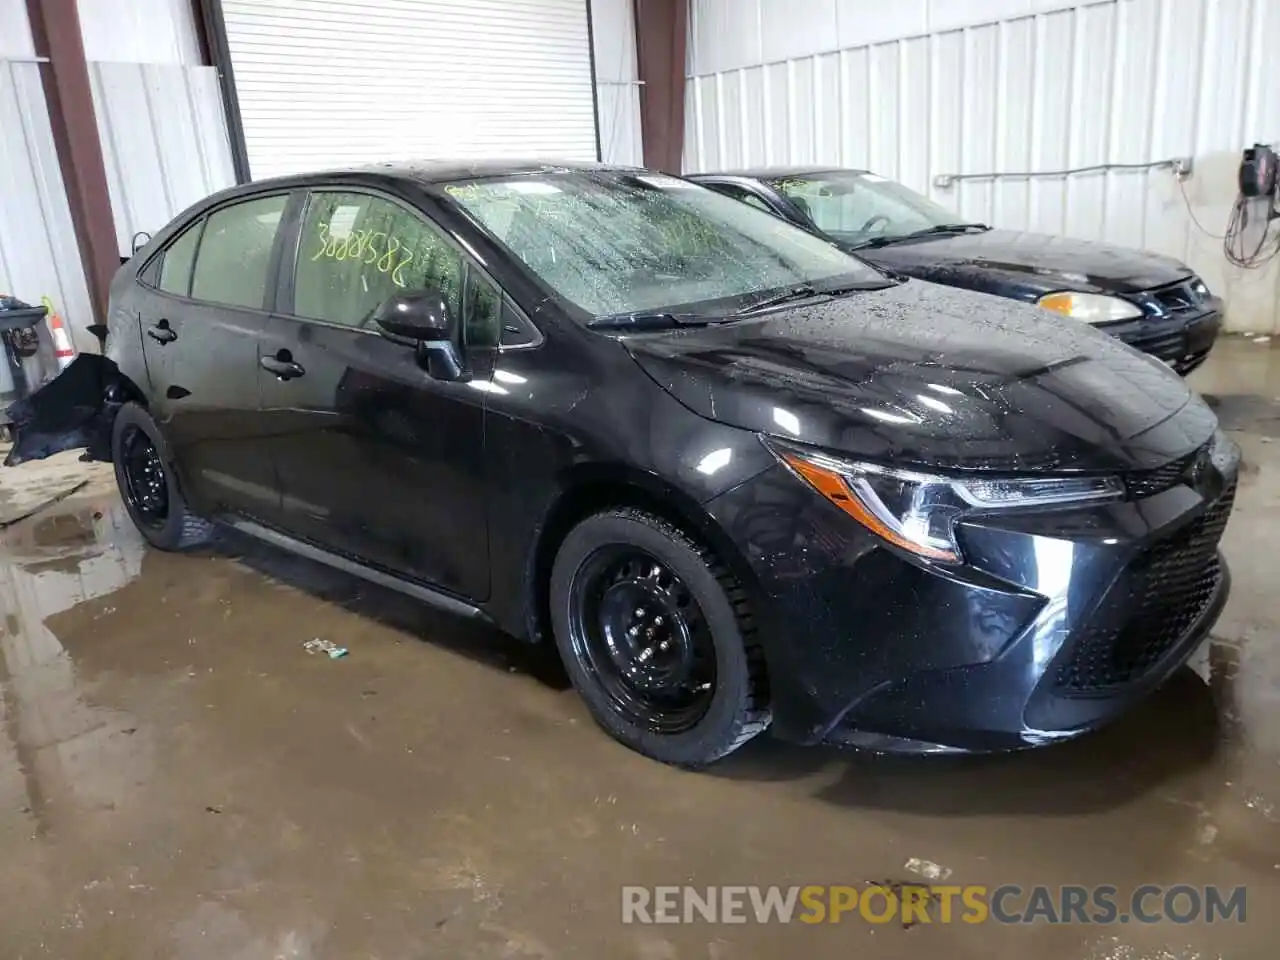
(1239, 144, 1278, 199)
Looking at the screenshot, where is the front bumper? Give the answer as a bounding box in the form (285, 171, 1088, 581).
(3, 354, 122, 466)
(1105, 301, 1223, 375)
(705, 434, 1239, 752)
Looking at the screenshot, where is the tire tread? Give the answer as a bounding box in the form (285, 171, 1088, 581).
(586, 507, 770, 765)
(113, 402, 218, 552)
(177, 511, 218, 549)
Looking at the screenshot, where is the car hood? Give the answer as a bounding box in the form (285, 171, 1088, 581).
(854, 228, 1193, 297)
(623, 281, 1216, 473)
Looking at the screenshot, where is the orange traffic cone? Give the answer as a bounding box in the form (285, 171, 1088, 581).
(42, 296, 74, 368)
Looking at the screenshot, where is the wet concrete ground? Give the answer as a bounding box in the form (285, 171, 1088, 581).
(1, 337, 1278, 959)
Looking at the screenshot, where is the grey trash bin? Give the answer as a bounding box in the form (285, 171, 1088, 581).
(0, 295, 59, 432)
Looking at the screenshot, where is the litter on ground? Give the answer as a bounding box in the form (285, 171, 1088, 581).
(904, 857, 953, 881)
(303, 638, 349, 659)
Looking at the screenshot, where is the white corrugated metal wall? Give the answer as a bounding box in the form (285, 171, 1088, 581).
(0, 0, 234, 355)
(684, 0, 1280, 333)
(0, 0, 95, 353)
(593, 0, 643, 166)
(2, 0, 634, 356)
(79, 0, 237, 258)
(222, 0, 602, 179)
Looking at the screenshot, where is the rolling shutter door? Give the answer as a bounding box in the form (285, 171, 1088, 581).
(221, 0, 599, 180)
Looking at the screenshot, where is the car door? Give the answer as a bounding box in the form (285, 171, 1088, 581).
(256, 187, 498, 600)
(133, 193, 291, 523)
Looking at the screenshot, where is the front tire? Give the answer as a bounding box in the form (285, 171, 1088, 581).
(550, 508, 770, 767)
(112, 402, 216, 551)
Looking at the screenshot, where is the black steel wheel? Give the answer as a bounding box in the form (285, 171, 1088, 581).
(567, 546, 717, 734)
(111, 402, 217, 551)
(118, 423, 169, 528)
(550, 508, 770, 767)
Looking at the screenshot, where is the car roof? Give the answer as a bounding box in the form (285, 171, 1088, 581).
(688, 166, 870, 181)
(355, 158, 628, 183)
(215, 159, 636, 197)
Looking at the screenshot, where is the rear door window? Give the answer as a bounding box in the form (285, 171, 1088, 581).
(190, 195, 288, 309)
(157, 221, 203, 296)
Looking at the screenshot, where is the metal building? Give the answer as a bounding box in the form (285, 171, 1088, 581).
(683, 0, 1280, 333)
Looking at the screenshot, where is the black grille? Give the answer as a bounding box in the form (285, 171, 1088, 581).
(1149, 277, 1210, 314)
(1053, 482, 1235, 693)
(1124, 444, 1208, 500)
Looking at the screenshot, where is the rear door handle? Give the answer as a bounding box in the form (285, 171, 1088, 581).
(147, 319, 177, 344)
(260, 354, 305, 380)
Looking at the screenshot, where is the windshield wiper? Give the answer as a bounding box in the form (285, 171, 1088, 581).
(856, 223, 990, 249)
(734, 278, 900, 316)
(819, 278, 902, 294)
(590, 277, 899, 329)
(586, 311, 717, 330)
(734, 284, 821, 316)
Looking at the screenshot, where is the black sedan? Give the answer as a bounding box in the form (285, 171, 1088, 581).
(689, 167, 1222, 375)
(7, 162, 1236, 765)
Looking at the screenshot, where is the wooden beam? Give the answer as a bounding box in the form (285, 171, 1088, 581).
(633, 0, 688, 173)
(25, 0, 119, 322)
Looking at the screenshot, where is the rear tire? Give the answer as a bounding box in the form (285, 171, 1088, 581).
(112, 402, 216, 551)
(550, 508, 769, 767)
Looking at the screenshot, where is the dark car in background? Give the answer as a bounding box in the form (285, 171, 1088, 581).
(689, 167, 1223, 375)
(7, 163, 1236, 766)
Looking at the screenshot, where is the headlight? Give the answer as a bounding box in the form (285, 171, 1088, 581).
(1037, 291, 1142, 324)
(768, 440, 1123, 562)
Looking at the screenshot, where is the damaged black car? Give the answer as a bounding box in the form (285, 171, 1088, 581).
(7, 162, 1238, 766)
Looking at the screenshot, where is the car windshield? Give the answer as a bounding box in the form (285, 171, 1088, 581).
(769, 171, 982, 245)
(444, 171, 884, 318)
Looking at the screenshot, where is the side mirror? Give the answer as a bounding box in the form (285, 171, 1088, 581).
(371, 290, 466, 381)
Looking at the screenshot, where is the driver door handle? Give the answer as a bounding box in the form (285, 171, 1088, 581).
(260, 353, 305, 381)
(147, 320, 177, 344)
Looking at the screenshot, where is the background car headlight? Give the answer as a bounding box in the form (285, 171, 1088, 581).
(1037, 291, 1143, 324)
(768, 441, 1123, 562)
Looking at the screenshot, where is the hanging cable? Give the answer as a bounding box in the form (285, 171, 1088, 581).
(1177, 142, 1280, 269)
(1222, 192, 1280, 269)
(1176, 175, 1228, 240)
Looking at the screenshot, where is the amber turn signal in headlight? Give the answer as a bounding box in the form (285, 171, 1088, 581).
(775, 450, 962, 562)
(1037, 291, 1143, 324)
(767, 440, 1124, 563)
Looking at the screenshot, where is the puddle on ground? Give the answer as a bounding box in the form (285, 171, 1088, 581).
(0, 499, 149, 849)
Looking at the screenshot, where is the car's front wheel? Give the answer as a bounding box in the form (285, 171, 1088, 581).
(549, 508, 770, 767)
(112, 402, 216, 551)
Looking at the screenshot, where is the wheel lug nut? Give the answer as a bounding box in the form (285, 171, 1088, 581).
(634, 608, 645, 618)
(653, 616, 663, 626)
